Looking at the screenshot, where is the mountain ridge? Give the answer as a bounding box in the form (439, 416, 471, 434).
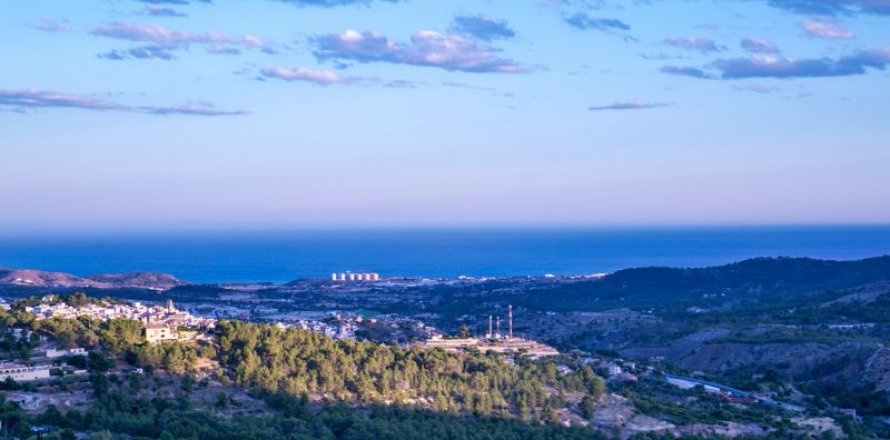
(0, 268, 186, 291)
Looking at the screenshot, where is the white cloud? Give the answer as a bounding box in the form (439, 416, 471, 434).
(261, 67, 360, 85)
(801, 19, 855, 39)
(313, 29, 526, 73)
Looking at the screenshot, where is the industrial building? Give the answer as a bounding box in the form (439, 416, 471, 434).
(331, 272, 380, 282)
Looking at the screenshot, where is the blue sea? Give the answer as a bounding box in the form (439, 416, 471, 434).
(1, 226, 889, 284)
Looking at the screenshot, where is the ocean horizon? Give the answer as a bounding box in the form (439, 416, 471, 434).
(1, 225, 889, 284)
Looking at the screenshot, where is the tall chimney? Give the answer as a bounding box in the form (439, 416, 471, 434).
(508, 304, 513, 339)
(488, 315, 493, 339)
(496, 316, 500, 338)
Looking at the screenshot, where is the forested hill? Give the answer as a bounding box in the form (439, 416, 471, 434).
(602, 256, 890, 295)
(519, 256, 890, 310)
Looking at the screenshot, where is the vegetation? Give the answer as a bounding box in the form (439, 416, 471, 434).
(617, 378, 790, 427)
(461, 257, 890, 312)
(216, 320, 605, 420)
(0, 301, 204, 375)
(0, 276, 886, 439)
(12, 388, 607, 440)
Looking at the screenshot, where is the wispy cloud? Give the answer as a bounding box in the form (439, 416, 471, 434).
(639, 53, 689, 61)
(564, 13, 630, 32)
(588, 100, 672, 111)
(441, 81, 495, 92)
(451, 15, 515, 41)
(31, 19, 71, 33)
(91, 22, 269, 60)
(207, 45, 243, 55)
(0, 88, 248, 116)
(260, 67, 362, 85)
(143, 101, 249, 116)
(0, 89, 125, 111)
(384, 79, 415, 88)
(662, 48, 890, 79)
(268, 0, 402, 7)
(136, 0, 211, 4)
(732, 83, 782, 93)
(92, 22, 264, 47)
(145, 5, 187, 17)
(541, 0, 611, 10)
(801, 18, 855, 39)
(741, 38, 780, 54)
(713, 52, 890, 78)
(312, 29, 526, 73)
(761, 0, 890, 16)
(100, 45, 177, 60)
(664, 36, 722, 53)
(660, 65, 716, 79)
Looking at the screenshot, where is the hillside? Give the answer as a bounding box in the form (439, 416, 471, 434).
(0, 268, 186, 291)
(517, 256, 890, 311)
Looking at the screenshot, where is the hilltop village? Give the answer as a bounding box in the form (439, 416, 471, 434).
(0, 292, 565, 384)
(24, 296, 213, 343)
(5, 291, 564, 352)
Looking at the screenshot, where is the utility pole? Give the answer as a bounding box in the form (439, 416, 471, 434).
(508, 304, 513, 339)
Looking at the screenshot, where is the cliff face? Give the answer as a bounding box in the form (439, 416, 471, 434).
(0, 268, 185, 291)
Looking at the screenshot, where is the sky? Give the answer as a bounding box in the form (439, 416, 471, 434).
(2, 0, 889, 229)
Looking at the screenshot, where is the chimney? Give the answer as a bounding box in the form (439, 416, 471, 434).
(488, 315, 493, 339)
(496, 316, 500, 338)
(508, 304, 513, 339)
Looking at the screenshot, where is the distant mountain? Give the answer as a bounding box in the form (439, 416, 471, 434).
(600, 255, 890, 295)
(85, 272, 185, 290)
(0, 268, 186, 291)
(521, 256, 890, 310)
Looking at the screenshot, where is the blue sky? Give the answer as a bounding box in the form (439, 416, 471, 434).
(2, 0, 889, 229)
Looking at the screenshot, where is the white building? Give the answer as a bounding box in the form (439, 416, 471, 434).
(332, 272, 381, 282)
(0, 364, 51, 382)
(45, 348, 87, 359)
(144, 324, 178, 344)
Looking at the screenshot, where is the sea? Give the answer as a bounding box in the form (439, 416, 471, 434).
(1, 226, 889, 284)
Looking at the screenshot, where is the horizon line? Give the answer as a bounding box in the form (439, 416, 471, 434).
(2, 222, 890, 234)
